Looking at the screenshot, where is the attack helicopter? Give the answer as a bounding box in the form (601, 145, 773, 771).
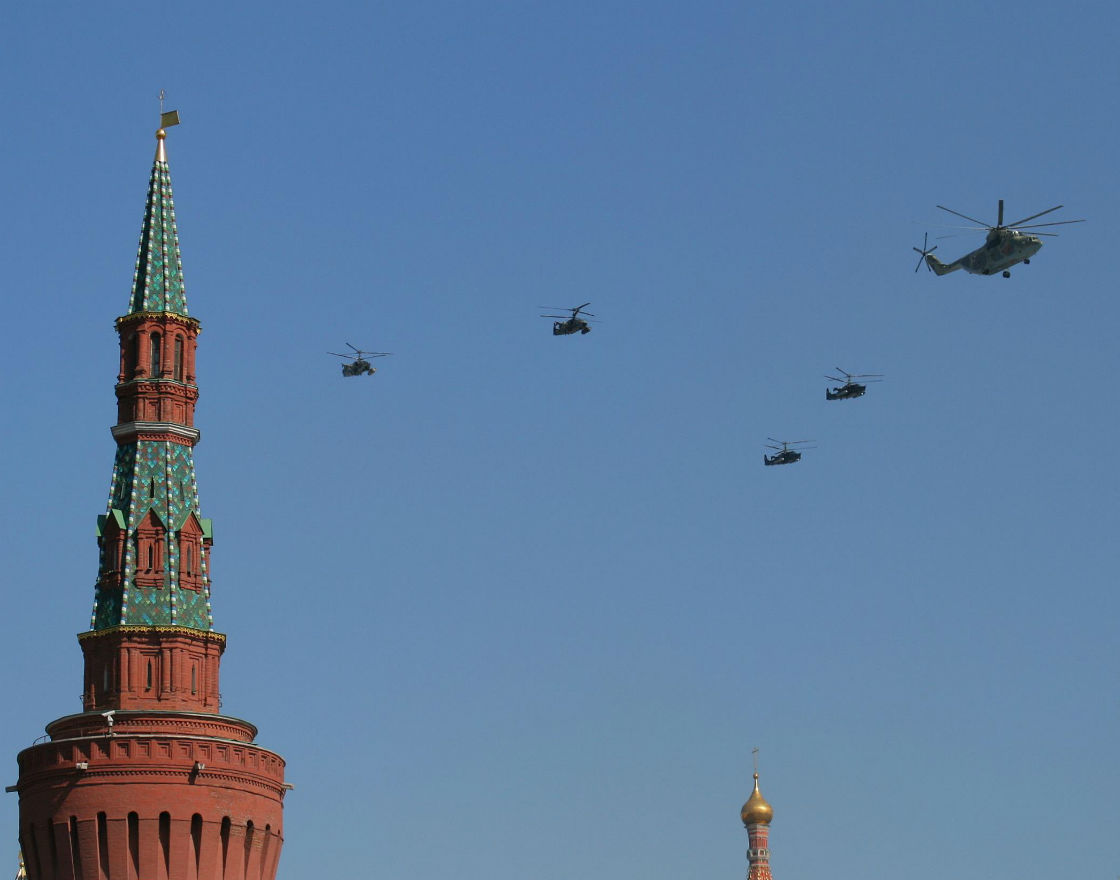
(540, 303, 595, 335)
(763, 439, 814, 467)
(329, 343, 392, 377)
(913, 200, 1084, 278)
(826, 368, 883, 401)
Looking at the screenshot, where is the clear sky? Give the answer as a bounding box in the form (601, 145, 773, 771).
(2, 1, 1118, 878)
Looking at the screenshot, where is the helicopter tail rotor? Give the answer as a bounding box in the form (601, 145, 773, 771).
(912, 232, 938, 273)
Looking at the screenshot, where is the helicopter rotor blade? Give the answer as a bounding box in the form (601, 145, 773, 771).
(825, 375, 845, 383)
(346, 342, 362, 353)
(1014, 218, 1086, 230)
(1004, 204, 1064, 227)
(328, 352, 354, 359)
(936, 205, 990, 227)
(997, 199, 1004, 227)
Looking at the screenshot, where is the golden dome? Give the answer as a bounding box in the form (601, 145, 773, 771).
(740, 773, 773, 826)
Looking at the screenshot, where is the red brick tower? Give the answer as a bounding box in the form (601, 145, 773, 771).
(12, 115, 287, 880)
(740, 771, 774, 880)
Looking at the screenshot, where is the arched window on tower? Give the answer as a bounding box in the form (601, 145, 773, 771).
(190, 814, 203, 880)
(149, 332, 162, 377)
(127, 813, 140, 879)
(174, 335, 184, 381)
(129, 333, 140, 376)
(97, 813, 110, 880)
(159, 812, 171, 880)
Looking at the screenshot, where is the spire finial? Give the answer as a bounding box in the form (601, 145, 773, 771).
(155, 91, 180, 161)
(741, 747, 773, 827)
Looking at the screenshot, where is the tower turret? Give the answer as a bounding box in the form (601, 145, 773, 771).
(741, 771, 774, 880)
(83, 119, 217, 715)
(13, 115, 287, 880)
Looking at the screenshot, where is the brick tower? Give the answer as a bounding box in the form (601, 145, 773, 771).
(13, 116, 287, 880)
(740, 771, 774, 880)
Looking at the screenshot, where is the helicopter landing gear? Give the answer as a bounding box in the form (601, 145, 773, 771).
(1002, 270, 1011, 278)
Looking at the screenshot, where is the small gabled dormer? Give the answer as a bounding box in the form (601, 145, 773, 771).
(96, 509, 128, 590)
(133, 509, 167, 588)
(177, 512, 210, 591)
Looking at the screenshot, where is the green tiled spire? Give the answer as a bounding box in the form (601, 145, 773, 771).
(91, 122, 213, 633)
(128, 131, 189, 315)
(93, 440, 213, 631)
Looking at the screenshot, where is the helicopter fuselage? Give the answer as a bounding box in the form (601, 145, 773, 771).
(926, 229, 1043, 277)
(763, 450, 801, 466)
(826, 383, 866, 400)
(341, 359, 375, 376)
(553, 318, 591, 335)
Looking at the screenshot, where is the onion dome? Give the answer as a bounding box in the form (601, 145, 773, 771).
(740, 772, 773, 826)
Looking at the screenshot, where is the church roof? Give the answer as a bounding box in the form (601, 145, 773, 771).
(127, 127, 189, 316)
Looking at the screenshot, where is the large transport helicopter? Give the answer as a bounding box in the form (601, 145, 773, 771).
(329, 343, 392, 377)
(826, 368, 883, 401)
(763, 439, 814, 467)
(540, 303, 595, 335)
(914, 200, 1084, 278)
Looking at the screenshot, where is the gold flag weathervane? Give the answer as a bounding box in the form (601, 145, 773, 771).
(159, 90, 180, 129)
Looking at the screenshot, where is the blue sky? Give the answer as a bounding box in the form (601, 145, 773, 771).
(2, 1, 1118, 878)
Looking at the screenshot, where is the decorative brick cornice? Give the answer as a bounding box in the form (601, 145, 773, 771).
(111, 421, 201, 443)
(116, 380, 199, 397)
(78, 625, 226, 644)
(116, 311, 201, 332)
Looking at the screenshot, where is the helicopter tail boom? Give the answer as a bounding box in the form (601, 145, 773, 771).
(925, 253, 960, 276)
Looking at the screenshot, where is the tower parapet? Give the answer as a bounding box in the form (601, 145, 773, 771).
(13, 115, 287, 880)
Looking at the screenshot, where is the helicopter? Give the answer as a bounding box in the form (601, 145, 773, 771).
(329, 343, 392, 377)
(763, 439, 814, 466)
(914, 200, 1084, 278)
(540, 303, 595, 335)
(826, 368, 883, 401)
